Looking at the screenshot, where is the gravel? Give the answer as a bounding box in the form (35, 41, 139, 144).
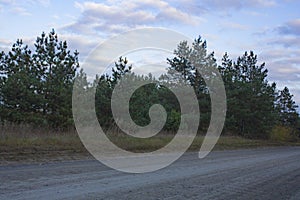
(1, 146, 300, 200)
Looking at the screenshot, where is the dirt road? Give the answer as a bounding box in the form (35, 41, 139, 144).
(1, 147, 300, 199)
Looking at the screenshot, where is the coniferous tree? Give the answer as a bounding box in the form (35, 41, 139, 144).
(0, 39, 44, 124)
(276, 87, 298, 127)
(218, 53, 237, 132)
(0, 30, 79, 128)
(220, 51, 277, 138)
(95, 57, 132, 130)
(1, 32, 299, 139)
(33, 29, 79, 128)
(165, 36, 216, 132)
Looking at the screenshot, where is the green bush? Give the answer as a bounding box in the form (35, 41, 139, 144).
(270, 125, 294, 142)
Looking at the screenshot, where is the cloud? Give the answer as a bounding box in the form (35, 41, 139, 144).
(0, 38, 12, 52)
(156, 6, 199, 25)
(0, 0, 13, 5)
(220, 21, 250, 31)
(259, 48, 300, 84)
(63, 0, 202, 36)
(0, 0, 50, 6)
(262, 20, 300, 52)
(256, 21, 300, 104)
(64, 0, 278, 37)
(267, 36, 300, 48)
(259, 20, 300, 85)
(0, 0, 49, 15)
(262, 53, 300, 104)
(59, 33, 99, 58)
(276, 19, 300, 36)
(28, 0, 50, 7)
(137, 0, 277, 19)
(181, 0, 276, 13)
(247, 0, 277, 7)
(268, 61, 300, 82)
(11, 6, 31, 16)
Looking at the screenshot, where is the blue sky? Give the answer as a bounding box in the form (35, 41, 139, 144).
(1, 0, 300, 104)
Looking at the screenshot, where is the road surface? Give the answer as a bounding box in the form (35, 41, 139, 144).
(1, 147, 300, 199)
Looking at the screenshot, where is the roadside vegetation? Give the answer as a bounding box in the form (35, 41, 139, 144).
(0, 30, 299, 163)
(1, 124, 300, 164)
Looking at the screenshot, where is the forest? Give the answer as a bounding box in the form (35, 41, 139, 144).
(0, 30, 299, 140)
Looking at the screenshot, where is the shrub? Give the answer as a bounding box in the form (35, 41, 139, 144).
(270, 125, 294, 142)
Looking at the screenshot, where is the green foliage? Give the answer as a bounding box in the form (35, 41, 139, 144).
(219, 51, 277, 139)
(0, 39, 42, 124)
(93, 38, 299, 139)
(33, 29, 79, 128)
(270, 125, 295, 142)
(0, 32, 299, 139)
(95, 57, 130, 130)
(276, 87, 298, 128)
(0, 30, 79, 129)
(164, 36, 216, 132)
(94, 57, 181, 132)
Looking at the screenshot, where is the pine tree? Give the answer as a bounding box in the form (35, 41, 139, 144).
(167, 41, 193, 84)
(220, 51, 277, 138)
(218, 53, 237, 132)
(33, 29, 79, 128)
(165, 36, 217, 132)
(276, 87, 298, 127)
(111, 57, 132, 86)
(95, 56, 132, 130)
(0, 39, 45, 124)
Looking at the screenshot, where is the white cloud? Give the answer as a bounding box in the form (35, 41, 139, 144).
(64, 0, 277, 39)
(156, 6, 199, 25)
(11, 6, 31, 16)
(59, 33, 99, 57)
(259, 48, 300, 83)
(32, 0, 50, 7)
(268, 62, 300, 82)
(52, 14, 59, 20)
(220, 21, 250, 31)
(0, 0, 50, 16)
(65, 0, 202, 36)
(0, 0, 49, 15)
(0, 38, 12, 52)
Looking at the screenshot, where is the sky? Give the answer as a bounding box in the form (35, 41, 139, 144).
(1, 0, 300, 105)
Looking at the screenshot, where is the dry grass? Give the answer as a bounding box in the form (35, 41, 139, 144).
(0, 124, 88, 164)
(1, 124, 300, 164)
(0, 124, 84, 151)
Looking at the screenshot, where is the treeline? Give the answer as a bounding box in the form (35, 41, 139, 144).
(94, 37, 299, 139)
(0, 30, 299, 139)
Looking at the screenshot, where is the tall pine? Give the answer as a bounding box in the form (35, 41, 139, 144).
(33, 29, 79, 128)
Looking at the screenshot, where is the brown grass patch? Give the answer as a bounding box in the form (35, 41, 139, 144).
(1, 124, 300, 164)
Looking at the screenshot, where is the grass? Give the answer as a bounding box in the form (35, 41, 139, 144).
(0, 124, 88, 164)
(1, 124, 300, 164)
(108, 134, 300, 152)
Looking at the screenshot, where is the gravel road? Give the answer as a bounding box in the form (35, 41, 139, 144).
(1, 146, 300, 200)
